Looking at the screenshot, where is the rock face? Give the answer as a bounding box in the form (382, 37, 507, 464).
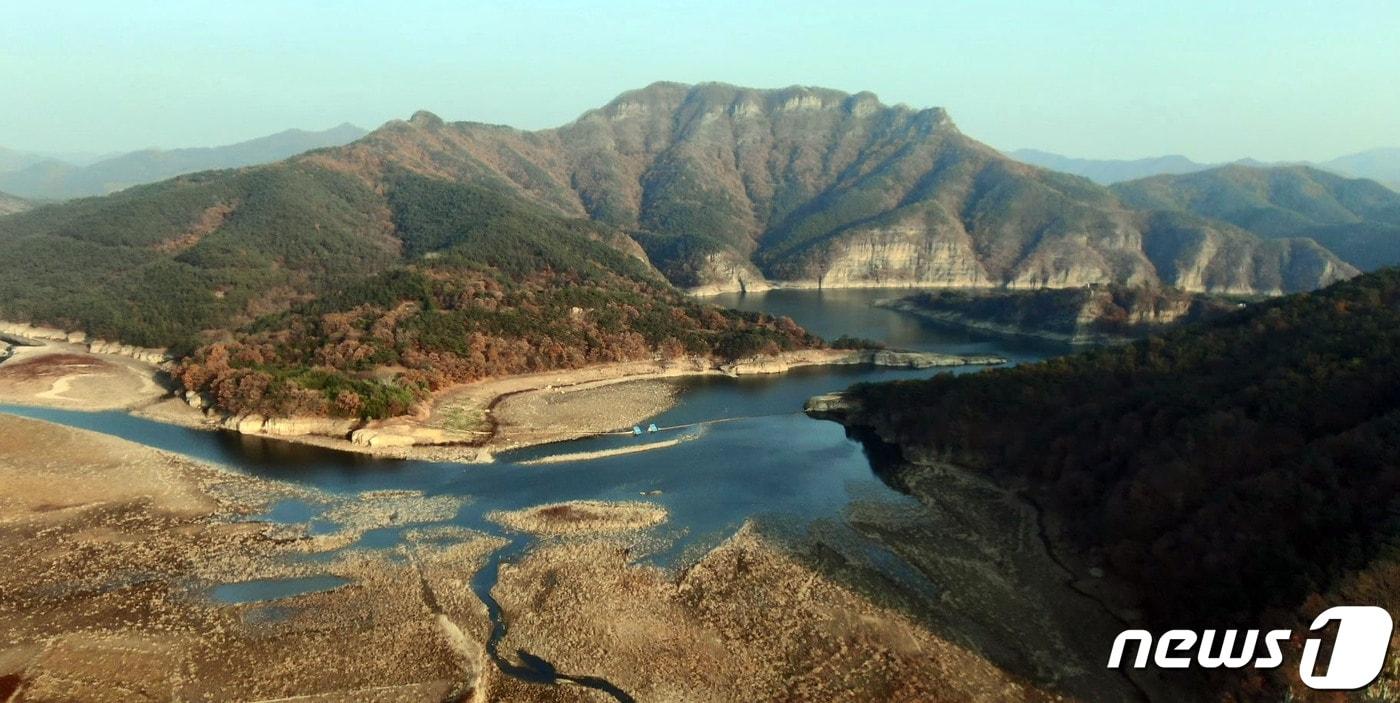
(803, 392, 857, 420)
(215, 412, 360, 439)
(0, 320, 170, 363)
(316, 82, 1354, 296)
(719, 348, 1004, 376)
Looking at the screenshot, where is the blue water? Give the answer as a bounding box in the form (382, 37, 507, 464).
(0, 289, 1068, 699)
(211, 575, 350, 604)
(0, 289, 1062, 592)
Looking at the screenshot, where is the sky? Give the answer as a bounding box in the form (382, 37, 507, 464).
(3, 0, 1397, 162)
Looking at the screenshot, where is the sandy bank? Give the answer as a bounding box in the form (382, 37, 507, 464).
(196, 348, 923, 461)
(489, 500, 668, 535)
(0, 413, 501, 702)
(1, 342, 998, 464)
(514, 435, 695, 465)
(0, 341, 167, 411)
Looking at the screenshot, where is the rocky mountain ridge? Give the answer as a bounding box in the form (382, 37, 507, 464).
(295, 82, 1353, 295)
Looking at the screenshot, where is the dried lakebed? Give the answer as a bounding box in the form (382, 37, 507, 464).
(0, 289, 1165, 701)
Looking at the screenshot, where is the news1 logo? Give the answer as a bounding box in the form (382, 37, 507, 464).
(1108, 606, 1394, 690)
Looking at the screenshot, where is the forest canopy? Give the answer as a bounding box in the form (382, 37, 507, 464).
(846, 268, 1400, 627)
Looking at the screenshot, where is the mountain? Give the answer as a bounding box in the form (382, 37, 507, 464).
(1007, 148, 1212, 184)
(0, 84, 1360, 418)
(0, 191, 28, 216)
(837, 268, 1400, 697)
(0, 126, 816, 419)
(1321, 147, 1400, 191)
(304, 83, 1349, 295)
(1112, 164, 1400, 270)
(0, 124, 367, 200)
(1011, 147, 1400, 193)
(0, 147, 56, 175)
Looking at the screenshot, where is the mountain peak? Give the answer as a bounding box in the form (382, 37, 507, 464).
(579, 81, 950, 130)
(408, 110, 446, 129)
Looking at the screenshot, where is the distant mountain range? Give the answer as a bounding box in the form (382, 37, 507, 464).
(1111, 165, 1400, 271)
(0, 124, 367, 200)
(1010, 147, 1400, 191)
(0, 147, 112, 174)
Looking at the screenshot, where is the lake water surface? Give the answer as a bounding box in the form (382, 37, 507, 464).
(4, 289, 1062, 559)
(0, 289, 1066, 633)
(0, 288, 1072, 696)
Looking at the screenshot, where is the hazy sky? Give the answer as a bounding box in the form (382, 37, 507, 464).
(4, 0, 1397, 161)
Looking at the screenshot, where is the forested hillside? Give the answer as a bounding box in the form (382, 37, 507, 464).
(845, 269, 1400, 633)
(171, 175, 816, 419)
(0, 191, 26, 216)
(1114, 165, 1400, 270)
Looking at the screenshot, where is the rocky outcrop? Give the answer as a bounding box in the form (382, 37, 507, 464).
(214, 412, 360, 439)
(803, 392, 857, 420)
(349, 424, 460, 448)
(0, 321, 171, 364)
(319, 83, 1355, 296)
(718, 348, 1005, 376)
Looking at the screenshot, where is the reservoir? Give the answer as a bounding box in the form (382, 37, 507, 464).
(0, 289, 1062, 567)
(0, 289, 1086, 697)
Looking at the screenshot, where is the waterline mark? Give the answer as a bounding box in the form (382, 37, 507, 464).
(1107, 606, 1393, 690)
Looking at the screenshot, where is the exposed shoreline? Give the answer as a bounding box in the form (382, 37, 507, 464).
(685, 279, 1005, 297)
(0, 341, 1003, 464)
(0, 409, 1120, 700)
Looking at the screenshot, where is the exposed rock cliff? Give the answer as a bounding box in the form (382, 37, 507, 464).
(308, 82, 1356, 295)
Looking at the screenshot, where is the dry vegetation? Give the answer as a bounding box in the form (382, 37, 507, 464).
(0, 414, 497, 702)
(491, 526, 1057, 702)
(489, 501, 667, 536)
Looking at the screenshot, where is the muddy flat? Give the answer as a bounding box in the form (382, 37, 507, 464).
(0, 346, 166, 411)
(0, 414, 496, 702)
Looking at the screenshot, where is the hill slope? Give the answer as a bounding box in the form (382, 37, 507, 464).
(1113, 165, 1400, 270)
(0, 191, 28, 216)
(0, 156, 816, 419)
(843, 269, 1400, 638)
(0, 124, 367, 200)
